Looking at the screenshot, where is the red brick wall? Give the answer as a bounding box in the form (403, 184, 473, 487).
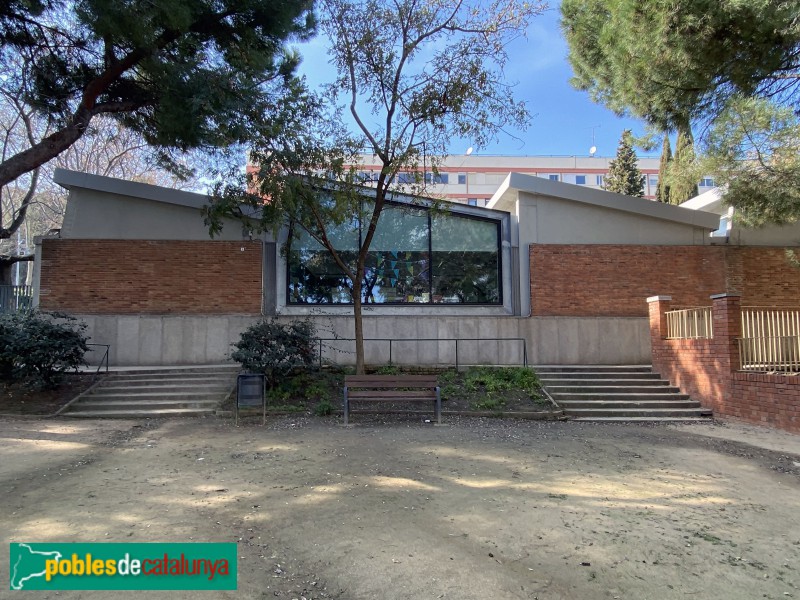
(650, 295, 800, 433)
(531, 245, 726, 316)
(531, 245, 800, 317)
(39, 239, 263, 314)
(725, 247, 800, 306)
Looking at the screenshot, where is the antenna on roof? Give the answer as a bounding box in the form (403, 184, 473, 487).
(588, 125, 600, 156)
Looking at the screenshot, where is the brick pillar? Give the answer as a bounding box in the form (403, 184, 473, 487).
(647, 295, 672, 341)
(647, 295, 672, 376)
(711, 293, 742, 373)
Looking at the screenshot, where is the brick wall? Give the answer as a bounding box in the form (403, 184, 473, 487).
(649, 295, 800, 433)
(531, 245, 800, 317)
(725, 247, 800, 306)
(39, 239, 263, 314)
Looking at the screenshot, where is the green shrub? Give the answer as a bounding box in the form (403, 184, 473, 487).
(0, 310, 89, 389)
(314, 398, 334, 416)
(230, 318, 316, 387)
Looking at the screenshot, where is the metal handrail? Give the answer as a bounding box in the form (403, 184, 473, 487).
(665, 307, 713, 339)
(86, 343, 110, 380)
(738, 335, 800, 372)
(315, 337, 528, 370)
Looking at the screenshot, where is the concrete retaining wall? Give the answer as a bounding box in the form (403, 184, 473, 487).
(77, 314, 651, 367)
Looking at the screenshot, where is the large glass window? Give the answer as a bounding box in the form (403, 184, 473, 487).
(287, 217, 359, 304)
(286, 202, 502, 305)
(363, 205, 430, 303)
(431, 213, 500, 304)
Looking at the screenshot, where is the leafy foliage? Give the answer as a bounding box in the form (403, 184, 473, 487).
(701, 97, 800, 226)
(230, 319, 317, 387)
(655, 136, 671, 204)
(208, 0, 544, 373)
(667, 127, 699, 205)
(604, 130, 644, 197)
(0, 0, 315, 191)
(561, 0, 799, 129)
(0, 310, 88, 389)
(561, 0, 800, 222)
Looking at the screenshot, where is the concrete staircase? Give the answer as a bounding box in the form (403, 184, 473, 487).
(536, 365, 712, 421)
(62, 366, 239, 418)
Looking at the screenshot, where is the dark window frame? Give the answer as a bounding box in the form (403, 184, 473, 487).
(285, 199, 503, 306)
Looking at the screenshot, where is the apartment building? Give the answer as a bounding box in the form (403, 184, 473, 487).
(352, 153, 717, 205)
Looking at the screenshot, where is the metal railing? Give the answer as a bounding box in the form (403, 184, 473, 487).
(739, 308, 800, 372)
(665, 307, 713, 339)
(739, 336, 800, 372)
(0, 285, 32, 314)
(86, 343, 110, 380)
(315, 337, 528, 370)
(742, 308, 800, 339)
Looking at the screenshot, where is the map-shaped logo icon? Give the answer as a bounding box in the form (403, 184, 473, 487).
(10, 543, 63, 590)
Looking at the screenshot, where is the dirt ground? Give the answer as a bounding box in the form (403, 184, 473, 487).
(1, 414, 799, 600)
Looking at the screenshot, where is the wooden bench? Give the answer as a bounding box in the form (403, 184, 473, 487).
(343, 375, 441, 425)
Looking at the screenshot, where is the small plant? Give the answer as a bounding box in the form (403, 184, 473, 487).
(374, 365, 400, 375)
(315, 398, 334, 416)
(0, 310, 89, 389)
(440, 383, 459, 401)
(471, 396, 505, 411)
(230, 318, 316, 388)
(438, 369, 457, 384)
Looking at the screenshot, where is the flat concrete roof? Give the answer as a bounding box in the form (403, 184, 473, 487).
(489, 172, 721, 230)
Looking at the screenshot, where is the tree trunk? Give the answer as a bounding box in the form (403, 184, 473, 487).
(352, 278, 365, 375)
(0, 254, 33, 286)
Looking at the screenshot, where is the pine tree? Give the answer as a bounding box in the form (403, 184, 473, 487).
(655, 135, 672, 203)
(669, 126, 699, 204)
(604, 130, 645, 197)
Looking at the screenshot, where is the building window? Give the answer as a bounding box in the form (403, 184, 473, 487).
(700, 177, 715, 187)
(595, 175, 604, 186)
(457, 173, 467, 185)
(467, 198, 478, 206)
(485, 173, 506, 185)
(286, 200, 501, 305)
(396, 172, 416, 184)
(648, 175, 658, 187)
(424, 172, 449, 185)
(575, 175, 586, 185)
(548, 174, 559, 181)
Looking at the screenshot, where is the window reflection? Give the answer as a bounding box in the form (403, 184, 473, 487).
(287, 202, 501, 305)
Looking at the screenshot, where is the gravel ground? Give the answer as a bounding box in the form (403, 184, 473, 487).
(1, 414, 799, 599)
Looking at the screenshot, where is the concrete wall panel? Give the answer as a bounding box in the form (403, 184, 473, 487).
(76, 314, 651, 368)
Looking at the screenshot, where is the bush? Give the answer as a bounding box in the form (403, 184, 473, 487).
(230, 318, 317, 387)
(0, 310, 89, 389)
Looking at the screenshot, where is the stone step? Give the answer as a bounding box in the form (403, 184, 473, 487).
(534, 365, 653, 373)
(550, 392, 691, 401)
(63, 408, 217, 418)
(70, 399, 221, 411)
(99, 366, 239, 376)
(566, 408, 710, 418)
(570, 416, 712, 422)
(539, 378, 670, 387)
(101, 371, 239, 381)
(65, 365, 239, 419)
(81, 390, 228, 401)
(558, 400, 702, 409)
(93, 383, 232, 394)
(545, 385, 680, 394)
(537, 372, 662, 380)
